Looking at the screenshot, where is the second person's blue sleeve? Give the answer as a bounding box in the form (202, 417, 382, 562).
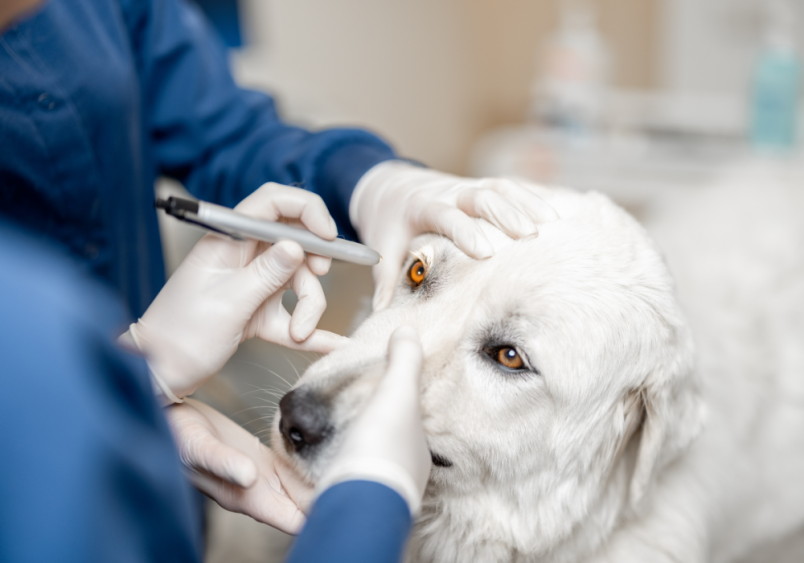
(121, 0, 396, 239)
(285, 480, 413, 563)
(0, 225, 203, 563)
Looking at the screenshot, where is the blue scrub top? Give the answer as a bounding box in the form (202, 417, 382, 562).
(0, 0, 395, 317)
(0, 225, 203, 563)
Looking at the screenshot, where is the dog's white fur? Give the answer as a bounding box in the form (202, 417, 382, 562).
(274, 176, 804, 563)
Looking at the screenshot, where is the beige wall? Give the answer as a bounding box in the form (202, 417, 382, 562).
(240, 0, 659, 174)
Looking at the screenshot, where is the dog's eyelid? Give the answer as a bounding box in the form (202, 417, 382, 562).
(518, 351, 541, 376)
(409, 246, 435, 269)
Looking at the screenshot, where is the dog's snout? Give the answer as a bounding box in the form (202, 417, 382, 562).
(279, 389, 331, 455)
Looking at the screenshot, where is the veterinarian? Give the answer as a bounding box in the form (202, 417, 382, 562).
(0, 217, 429, 563)
(0, 0, 552, 530)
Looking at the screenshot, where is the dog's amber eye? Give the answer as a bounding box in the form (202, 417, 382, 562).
(497, 347, 523, 370)
(409, 260, 426, 286)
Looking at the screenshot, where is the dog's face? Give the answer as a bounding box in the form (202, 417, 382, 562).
(273, 188, 703, 562)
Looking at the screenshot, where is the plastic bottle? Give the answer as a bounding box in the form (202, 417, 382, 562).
(531, 0, 610, 137)
(750, 0, 802, 152)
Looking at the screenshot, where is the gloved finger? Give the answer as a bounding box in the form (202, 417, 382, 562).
(236, 183, 338, 241)
(456, 188, 539, 239)
(167, 405, 258, 488)
(186, 399, 264, 459)
(253, 240, 332, 276)
(263, 217, 332, 276)
(381, 325, 424, 395)
(186, 230, 260, 271)
(288, 262, 327, 343)
(416, 201, 494, 260)
(191, 470, 307, 535)
(286, 328, 350, 353)
(371, 235, 409, 311)
(321, 324, 431, 512)
(241, 240, 305, 305)
(351, 326, 424, 423)
(306, 253, 332, 277)
(275, 456, 316, 513)
(251, 290, 349, 353)
(482, 178, 560, 223)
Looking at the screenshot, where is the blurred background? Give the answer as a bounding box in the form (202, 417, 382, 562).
(161, 0, 804, 561)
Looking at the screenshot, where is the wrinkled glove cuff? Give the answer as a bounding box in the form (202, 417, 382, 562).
(126, 323, 185, 406)
(315, 458, 422, 516)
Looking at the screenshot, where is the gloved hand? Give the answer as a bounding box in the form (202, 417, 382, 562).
(350, 161, 559, 310)
(121, 183, 348, 402)
(166, 398, 313, 534)
(316, 326, 431, 516)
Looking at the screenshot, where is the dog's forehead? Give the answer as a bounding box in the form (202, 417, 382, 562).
(416, 189, 656, 272)
(408, 190, 670, 339)
(412, 217, 638, 290)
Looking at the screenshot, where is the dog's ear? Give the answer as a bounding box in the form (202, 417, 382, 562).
(625, 332, 706, 511)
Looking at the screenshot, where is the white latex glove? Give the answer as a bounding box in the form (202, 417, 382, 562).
(123, 183, 348, 401)
(316, 326, 431, 516)
(167, 398, 314, 534)
(350, 161, 559, 310)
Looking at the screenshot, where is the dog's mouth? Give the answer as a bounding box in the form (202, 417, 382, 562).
(431, 452, 453, 468)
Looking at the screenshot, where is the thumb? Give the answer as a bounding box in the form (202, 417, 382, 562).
(380, 325, 424, 397)
(318, 325, 430, 514)
(356, 325, 424, 430)
(177, 422, 258, 489)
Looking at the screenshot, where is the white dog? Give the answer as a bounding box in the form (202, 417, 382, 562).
(272, 181, 804, 563)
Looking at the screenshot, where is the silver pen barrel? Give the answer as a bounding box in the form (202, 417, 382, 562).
(196, 201, 381, 266)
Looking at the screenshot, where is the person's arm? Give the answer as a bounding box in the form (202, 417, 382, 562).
(120, 0, 560, 310)
(0, 225, 202, 563)
(120, 0, 395, 238)
(285, 327, 430, 563)
(286, 481, 412, 563)
(118, 184, 343, 531)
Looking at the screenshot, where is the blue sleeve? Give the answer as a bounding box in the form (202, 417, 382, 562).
(0, 225, 203, 563)
(285, 480, 413, 563)
(121, 0, 396, 239)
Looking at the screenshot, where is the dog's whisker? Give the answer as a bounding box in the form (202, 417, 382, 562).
(277, 352, 303, 382)
(230, 360, 296, 390)
(239, 383, 287, 395)
(285, 348, 318, 369)
(232, 404, 279, 416)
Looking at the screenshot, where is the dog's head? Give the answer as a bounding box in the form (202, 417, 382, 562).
(273, 187, 704, 562)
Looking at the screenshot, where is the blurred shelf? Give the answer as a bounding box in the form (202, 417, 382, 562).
(472, 124, 804, 215)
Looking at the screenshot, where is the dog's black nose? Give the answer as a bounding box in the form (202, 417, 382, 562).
(279, 389, 331, 455)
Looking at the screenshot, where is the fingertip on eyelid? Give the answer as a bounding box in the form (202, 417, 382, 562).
(470, 237, 494, 259)
(511, 214, 538, 237)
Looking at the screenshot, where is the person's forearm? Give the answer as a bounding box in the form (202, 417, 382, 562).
(285, 480, 412, 563)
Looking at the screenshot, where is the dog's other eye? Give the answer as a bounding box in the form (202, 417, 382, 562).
(497, 347, 524, 369)
(409, 259, 427, 286)
(484, 345, 526, 371)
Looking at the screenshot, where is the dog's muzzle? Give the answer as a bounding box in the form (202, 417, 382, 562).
(278, 388, 332, 457)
